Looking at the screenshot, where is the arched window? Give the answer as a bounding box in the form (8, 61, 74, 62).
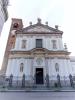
(55, 63, 59, 72)
(20, 63, 24, 72)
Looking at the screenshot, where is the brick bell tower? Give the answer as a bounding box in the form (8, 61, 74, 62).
(0, 18, 23, 75)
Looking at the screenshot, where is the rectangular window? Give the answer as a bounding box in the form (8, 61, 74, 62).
(36, 39, 42, 48)
(22, 40, 26, 48)
(52, 40, 57, 49)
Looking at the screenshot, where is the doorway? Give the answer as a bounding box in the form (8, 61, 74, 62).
(36, 68, 44, 84)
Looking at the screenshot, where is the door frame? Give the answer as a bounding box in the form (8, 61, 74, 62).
(35, 68, 44, 84)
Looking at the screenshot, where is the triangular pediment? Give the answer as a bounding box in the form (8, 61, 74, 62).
(26, 25, 53, 33)
(16, 18, 63, 34)
(21, 23, 62, 34)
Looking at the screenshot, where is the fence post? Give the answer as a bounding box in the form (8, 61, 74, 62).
(69, 74, 74, 87)
(57, 74, 61, 87)
(9, 74, 13, 87)
(22, 74, 25, 87)
(45, 74, 49, 88)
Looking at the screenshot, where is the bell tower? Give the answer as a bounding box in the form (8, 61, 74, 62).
(0, 18, 23, 75)
(7, 18, 23, 50)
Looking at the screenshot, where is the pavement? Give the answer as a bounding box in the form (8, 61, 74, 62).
(0, 91, 75, 100)
(0, 87, 75, 100)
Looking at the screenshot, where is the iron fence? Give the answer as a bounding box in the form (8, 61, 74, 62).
(0, 74, 75, 90)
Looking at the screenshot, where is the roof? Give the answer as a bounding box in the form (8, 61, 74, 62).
(16, 18, 63, 34)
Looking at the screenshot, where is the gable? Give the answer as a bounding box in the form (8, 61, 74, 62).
(16, 20, 63, 34)
(25, 26, 53, 33)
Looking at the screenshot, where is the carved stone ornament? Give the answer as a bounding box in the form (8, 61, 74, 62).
(27, 26, 52, 33)
(36, 58, 43, 65)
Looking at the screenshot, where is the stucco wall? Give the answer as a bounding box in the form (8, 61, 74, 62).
(14, 34, 64, 51)
(6, 57, 73, 80)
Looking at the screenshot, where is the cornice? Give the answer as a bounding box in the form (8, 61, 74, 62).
(16, 33, 62, 38)
(9, 53, 70, 59)
(10, 49, 71, 55)
(9, 48, 70, 59)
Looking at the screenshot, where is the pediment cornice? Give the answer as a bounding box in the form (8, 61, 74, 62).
(16, 23, 63, 34)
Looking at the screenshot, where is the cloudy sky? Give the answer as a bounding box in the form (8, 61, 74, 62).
(0, 0, 75, 68)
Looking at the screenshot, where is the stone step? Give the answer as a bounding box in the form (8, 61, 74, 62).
(33, 85, 48, 90)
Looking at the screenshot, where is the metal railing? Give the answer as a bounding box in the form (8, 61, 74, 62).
(0, 74, 75, 90)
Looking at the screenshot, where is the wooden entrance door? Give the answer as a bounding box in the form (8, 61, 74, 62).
(36, 68, 44, 84)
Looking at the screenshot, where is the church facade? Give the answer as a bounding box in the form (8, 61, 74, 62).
(1, 18, 75, 87)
